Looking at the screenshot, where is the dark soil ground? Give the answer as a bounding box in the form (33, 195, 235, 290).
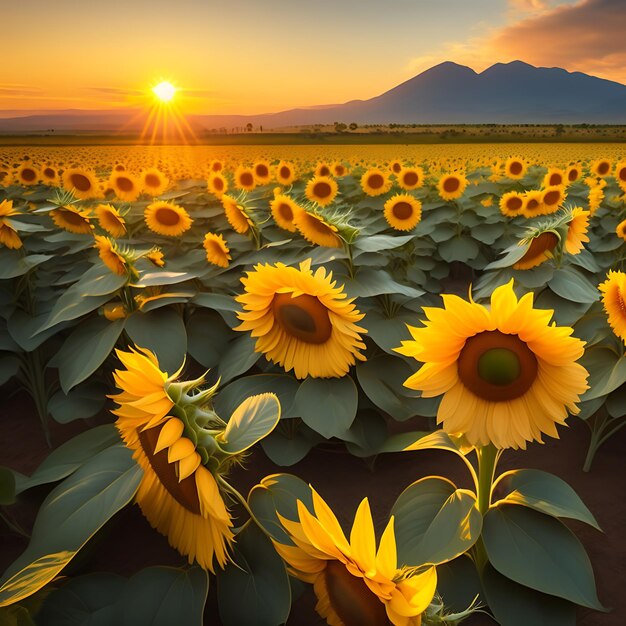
(1, 390, 624, 625)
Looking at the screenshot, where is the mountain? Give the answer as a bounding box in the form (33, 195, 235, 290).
(2, 61, 626, 133)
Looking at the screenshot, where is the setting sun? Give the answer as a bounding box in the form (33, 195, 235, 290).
(152, 81, 176, 103)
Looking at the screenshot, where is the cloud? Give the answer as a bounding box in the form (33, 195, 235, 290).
(87, 87, 144, 96)
(0, 85, 44, 97)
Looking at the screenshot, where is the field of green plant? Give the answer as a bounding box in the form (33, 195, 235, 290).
(0, 145, 625, 625)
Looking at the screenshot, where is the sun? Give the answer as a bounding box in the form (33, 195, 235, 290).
(152, 81, 176, 103)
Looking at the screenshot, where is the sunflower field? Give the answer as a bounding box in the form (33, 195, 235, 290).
(0, 144, 625, 625)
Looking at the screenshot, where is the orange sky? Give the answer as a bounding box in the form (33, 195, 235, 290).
(3, 0, 625, 116)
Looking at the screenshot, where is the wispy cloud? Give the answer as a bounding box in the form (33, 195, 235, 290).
(0, 85, 44, 97)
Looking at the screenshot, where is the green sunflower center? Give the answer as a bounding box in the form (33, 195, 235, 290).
(458, 330, 538, 401)
(272, 292, 332, 344)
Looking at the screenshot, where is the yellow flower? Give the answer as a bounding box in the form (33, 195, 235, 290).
(615, 161, 626, 191)
(234, 165, 256, 191)
(315, 162, 332, 177)
(616, 218, 626, 242)
(331, 162, 348, 178)
(437, 173, 467, 201)
(16, 163, 39, 186)
(95, 203, 126, 238)
(305, 176, 338, 207)
(499, 191, 525, 217)
(273, 488, 437, 626)
(235, 260, 367, 378)
(270, 192, 302, 233)
(0, 199, 22, 248)
(565, 163, 582, 183)
(203, 232, 231, 267)
(62, 168, 100, 199)
(565, 208, 590, 255)
(146, 248, 165, 267)
(540, 185, 566, 214)
(520, 190, 544, 218)
(276, 161, 296, 185)
(293, 210, 342, 248)
(587, 186, 604, 215)
(504, 157, 526, 179)
(360, 168, 392, 197)
(41, 164, 60, 185)
(111, 347, 234, 572)
(141, 168, 169, 197)
(109, 171, 141, 202)
(389, 159, 403, 174)
(599, 271, 626, 344)
(397, 167, 424, 191)
(144, 201, 192, 236)
(253, 160, 272, 185)
(590, 158, 611, 177)
(397, 280, 588, 449)
(51, 205, 93, 235)
(207, 172, 229, 198)
(94, 235, 127, 276)
(542, 167, 565, 188)
(513, 230, 560, 270)
(221, 194, 254, 235)
(384, 194, 422, 231)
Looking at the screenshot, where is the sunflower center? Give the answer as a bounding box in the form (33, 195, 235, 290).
(279, 166, 291, 179)
(403, 171, 418, 186)
(60, 209, 88, 226)
(543, 190, 561, 206)
(213, 177, 224, 191)
(549, 173, 563, 186)
(145, 173, 160, 188)
(458, 330, 538, 401)
(509, 162, 523, 175)
(272, 292, 332, 344)
(392, 162, 402, 173)
(156, 207, 180, 226)
(597, 161, 610, 175)
(507, 196, 523, 212)
(368, 174, 384, 189)
(138, 424, 201, 514)
(520, 231, 559, 265)
(324, 561, 389, 626)
(116, 176, 134, 192)
(568, 168, 578, 182)
(43, 167, 55, 178)
(525, 198, 539, 212)
(443, 177, 460, 192)
(335, 165, 345, 175)
(255, 164, 269, 178)
(71, 174, 92, 191)
(21, 168, 36, 182)
(313, 182, 332, 198)
(240, 172, 254, 187)
(392, 201, 413, 220)
(278, 203, 293, 221)
(319, 165, 330, 176)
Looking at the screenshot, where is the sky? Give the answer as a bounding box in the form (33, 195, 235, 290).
(3, 0, 626, 116)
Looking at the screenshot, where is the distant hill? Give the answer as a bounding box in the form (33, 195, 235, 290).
(2, 61, 626, 133)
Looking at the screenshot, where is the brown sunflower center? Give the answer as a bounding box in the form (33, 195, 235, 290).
(597, 161, 610, 175)
(403, 171, 418, 186)
(43, 167, 55, 178)
(367, 174, 384, 189)
(392, 162, 402, 173)
(116, 176, 134, 192)
(458, 330, 538, 401)
(255, 164, 269, 178)
(549, 173, 563, 186)
(115, 164, 125, 171)
(525, 198, 539, 212)
(335, 165, 345, 175)
(272, 292, 332, 344)
(392, 201, 413, 220)
(543, 190, 561, 206)
(213, 177, 224, 191)
(59, 209, 88, 226)
(324, 561, 389, 626)
(568, 168, 579, 182)
(509, 161, 523, 176)
(240, 172, 254, 187)
(278, 202, 293, 221)
(21, 168, 36, 182)
(145, 173, 160, 188)
(618, 167, 626, 182)
(507, 196, 523, 212)
(155, 207, 180, 226)
(519, 232, 559, 265)
(71, 173, 92, 191)
(319, 165, 330, 176)
(313, 181, 332, 198)
(280, 166, 291, 179)
(443, 177, 460, 192)
(138, 423, 201, 514)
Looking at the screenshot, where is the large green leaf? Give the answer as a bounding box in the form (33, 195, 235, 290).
(0, 445, 142, 607)
(353, 234, 415, 255)
(344, 268, 424, 299)
(217, 523, 291, 626)
(582, 347, 626, 400)
(493, 469, 600, 530)
(548, 267, 599, 303)
(217, 393, 280, 454)
(56, 317, 125, 393)
(260, 424, 320, 466)
(185, 309, 232, 369)
(0, 252, 52, 280)
(48, 382, 107, 424)
(292, 376, 358, 439)
(482, 504, 605, 610)
(436, 555, 483, 615)
(391, 476, 482, 566)
(217, 335, 260, 384)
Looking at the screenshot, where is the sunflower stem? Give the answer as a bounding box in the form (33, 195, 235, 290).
(473, 443, 500, 573)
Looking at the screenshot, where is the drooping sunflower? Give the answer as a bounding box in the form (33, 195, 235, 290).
(203, 232, 231, 268)
(521, 190, 544, 217)
(273, 489, 437, 626)
(253, 160, 272, 185)
(542, 167, 565, 188)
(513, 229, 560, 270)
(397, 280, 589, 449)
(397, 166, 424, 191)
(616, 218, 626, 241)
(94, 235, 127, 276)
(499, 191, 524, 217)
(109, 171, 141, 202)
(111, 347, 234, 572)
(305, 176, 338, 207)
(62, 168, 100, 199)
(270, 191, 301, 233)
(144, 201, 192, 237)
(360, 168, 392, 197)
(437, 172, 467, 201)
(293, 210, 342, 248)
(599, 271, 626, 343)
(235, 259, 367, 379)
(221, 194, 254, 235)
(590, 158, 611, 177)
(141, 168, 169, 197)
(0, 199, 22, 249)
(50, 205, 93, 235)
(207, 172, 229, 198)
(564, 208, 590, 255)
(15, 163, 39, 186)
(95, 203, 126, 238)
(541, 185, 566, 214)
(504, 157, 526, 179)
(276, 161, 296, 185)
(384, 194, 422, 231)
(234, 165, 256, 191)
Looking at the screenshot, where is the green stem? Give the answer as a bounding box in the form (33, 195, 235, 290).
(473, 444, 500, 573)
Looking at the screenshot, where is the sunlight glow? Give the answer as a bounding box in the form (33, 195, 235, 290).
(152, 81, 177, 103)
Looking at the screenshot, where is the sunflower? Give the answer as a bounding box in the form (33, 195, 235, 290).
(521, 190, 545, 217)
(234, 166, 256, 191)
(504, 157, 526, 179)
(587, 186, 604, 215)
(615, 161, 626, 191)
(293, 210, 342, 248)
(203, 232, 231, 268)
(235, 259, 367, 379)
(389, 159, 403, 174)
(384, 194, 422, 231)
(616, 218, 626, 241)
(315, 162, 332, 177)
(305, 176, 338, 207)
(397, 280, 588, 449)
(207, 172, 229, 198)
(209, 159, 224, 173)
(16, 163, 39, 186)
(540, 185, 566, 214)
(499, 191, 524, 217)
(0, 200, 22, 249)
(109, 171, 141, 202)
(41, 164, 60, 186)
(542, 167, 565, 188)
(513, 230, 560, 270)
(270, 191, 301, 232)
(146, 248, 165, 267)
(566, 163, 582, 183)
(599, 271, 626, 343)
(437, 173, 467, 201)
(111, 347, 234, 572)
(273, 489, 437, 626)
(397, 167, 424, 191)
(221, 194, 254, 234)
(253, 161, 272, 185)
(141, 168, 169, 197)
(62, 168, 100, 199)
(331, 162, 348, 178)
(50, 205, 93, 235)
(360, 168, 392, 197)
(564, 208, 590, 255)
(95, 203, 126, 238)
(590, 158, 611, 177)
(94, 235, 127, 276)
(276, 161, 296, 185)
(144, 201, 192, 237)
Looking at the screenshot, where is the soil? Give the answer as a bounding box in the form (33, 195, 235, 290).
(1, 389, 624, 625)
